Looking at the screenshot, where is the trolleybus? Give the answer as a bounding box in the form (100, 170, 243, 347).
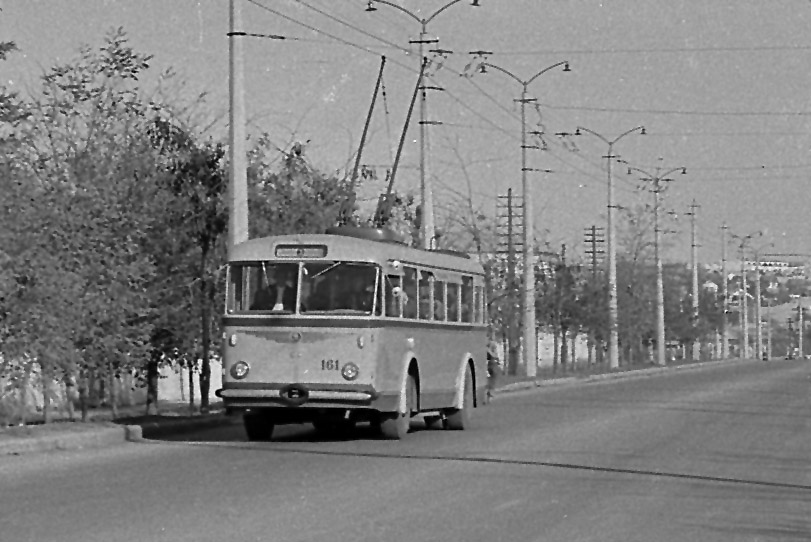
(216, 226, 488, 440)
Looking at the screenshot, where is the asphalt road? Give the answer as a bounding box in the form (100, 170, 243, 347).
(1, 359, 809, 542)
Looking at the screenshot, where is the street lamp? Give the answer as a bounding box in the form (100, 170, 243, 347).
(366, 0, 480, 249)
(730, 230, 762, 358)
(575, 126, 646, 369)
(625, 161, 686, 366)
(468, 59, 569, 377)
(751, 241, 774, 360)
(720, 223, 729, 358)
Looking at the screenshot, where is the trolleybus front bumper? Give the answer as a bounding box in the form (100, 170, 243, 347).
(215, 382, 401, 411)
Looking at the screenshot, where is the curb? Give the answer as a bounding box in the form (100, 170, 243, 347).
(135, 415, 239, 439)
(0, 415, 237, 457)
(492, 357, 754, 395)
(0, 422, 136, 456)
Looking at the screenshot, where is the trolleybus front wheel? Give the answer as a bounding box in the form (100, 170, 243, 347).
(243, 412, 274, 441)
(378, 374, 416, 440)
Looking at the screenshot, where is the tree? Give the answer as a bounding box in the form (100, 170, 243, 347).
(1, 29, 163, 421)
(249, 136, 358, 238)
(615, 204, 657, 364)
(149, 116, 228, 414)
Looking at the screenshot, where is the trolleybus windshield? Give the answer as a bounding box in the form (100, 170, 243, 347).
(227, 261, 379, 316)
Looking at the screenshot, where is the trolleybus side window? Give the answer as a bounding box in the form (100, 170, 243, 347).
(228, 265, 245, 312)
(447, 282, 460, 322)
(474, 284, 483, 323)
(434, 279, 447, 321)
(418, 272, 445, 321)
(385, 274, 403, 317)
(461, 276, 474, 323)
(418, 271, 432, 320)
(403, 266, 418, 319)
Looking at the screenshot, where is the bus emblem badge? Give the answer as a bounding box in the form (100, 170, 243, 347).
(279, 385, 309, 406)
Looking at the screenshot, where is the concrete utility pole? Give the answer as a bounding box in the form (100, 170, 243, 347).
(754, 255, 762, 360)
(766, 299, 772, 359)
(575, 126, 646, 369)
(740, 250, 749, 359)
(688, 200, 701, 360)
(720, 224, 729, 358)
(787, 317, 794, 357)
(750, 241, 773, 360)
(626, 162, 685, 366)
(799, 299, 804, 358)
(471, 58, 570, 377)
(731, 231, 762, 358)
(228, 0, 249, 257)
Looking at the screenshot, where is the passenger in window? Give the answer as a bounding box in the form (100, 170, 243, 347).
(402, 269, 418, 318)
(403, 290, 417, 319)
(338, 274, 374, 311)
(385, 276, 402, 317)
(418, 280, 432, 320)
(461, 277, 473, 322)
(419, 278, 444, 320)
(307, 276, 333, 311)
(433, 282, 446, 321)
(446, 284, 459, 322)
(251, 266, 297, 311)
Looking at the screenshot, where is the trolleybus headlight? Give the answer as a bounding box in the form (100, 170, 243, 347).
(231, 361, 250, 379)
(341, 362, 360, 381)
(229, 334, 238, 347)
(357, 335, 365, 349)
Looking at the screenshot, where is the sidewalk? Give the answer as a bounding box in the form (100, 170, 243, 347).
(0, 357, 753, 457)
(0, 401, 234, 456)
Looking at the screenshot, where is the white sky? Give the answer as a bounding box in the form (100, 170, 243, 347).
(3, 0, 810, 264)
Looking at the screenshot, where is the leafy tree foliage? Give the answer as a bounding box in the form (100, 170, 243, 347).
(1, 29, 161, 420)
(248, 136, 357, 238)
(148, 116, 228, 413)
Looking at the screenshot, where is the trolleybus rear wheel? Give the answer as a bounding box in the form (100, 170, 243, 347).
(243, 412, 274, 441)
(445, 364, 473, 430)
(379, 374, 415, 440)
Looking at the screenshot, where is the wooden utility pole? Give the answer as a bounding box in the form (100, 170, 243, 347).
(497, 189, 523, 375)
(584, 225, 605, 364)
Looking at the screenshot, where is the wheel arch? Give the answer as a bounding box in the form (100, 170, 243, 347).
(453, 354, 477, 409)
(395, 353, 420, 414)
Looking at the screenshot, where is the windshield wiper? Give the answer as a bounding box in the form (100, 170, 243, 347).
(310, 262, 343, 279)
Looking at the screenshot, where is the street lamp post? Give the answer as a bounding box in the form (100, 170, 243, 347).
(626, 161, 686, 366)
(720, 223, 729, 358)
(366, 0, 480, 249)
(751, 241, 774, 360)
(687, 200, 701, 360)
(731, 231, 762, 358)
(575, 126, 646, 369)
(471, 59, 569, 377)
